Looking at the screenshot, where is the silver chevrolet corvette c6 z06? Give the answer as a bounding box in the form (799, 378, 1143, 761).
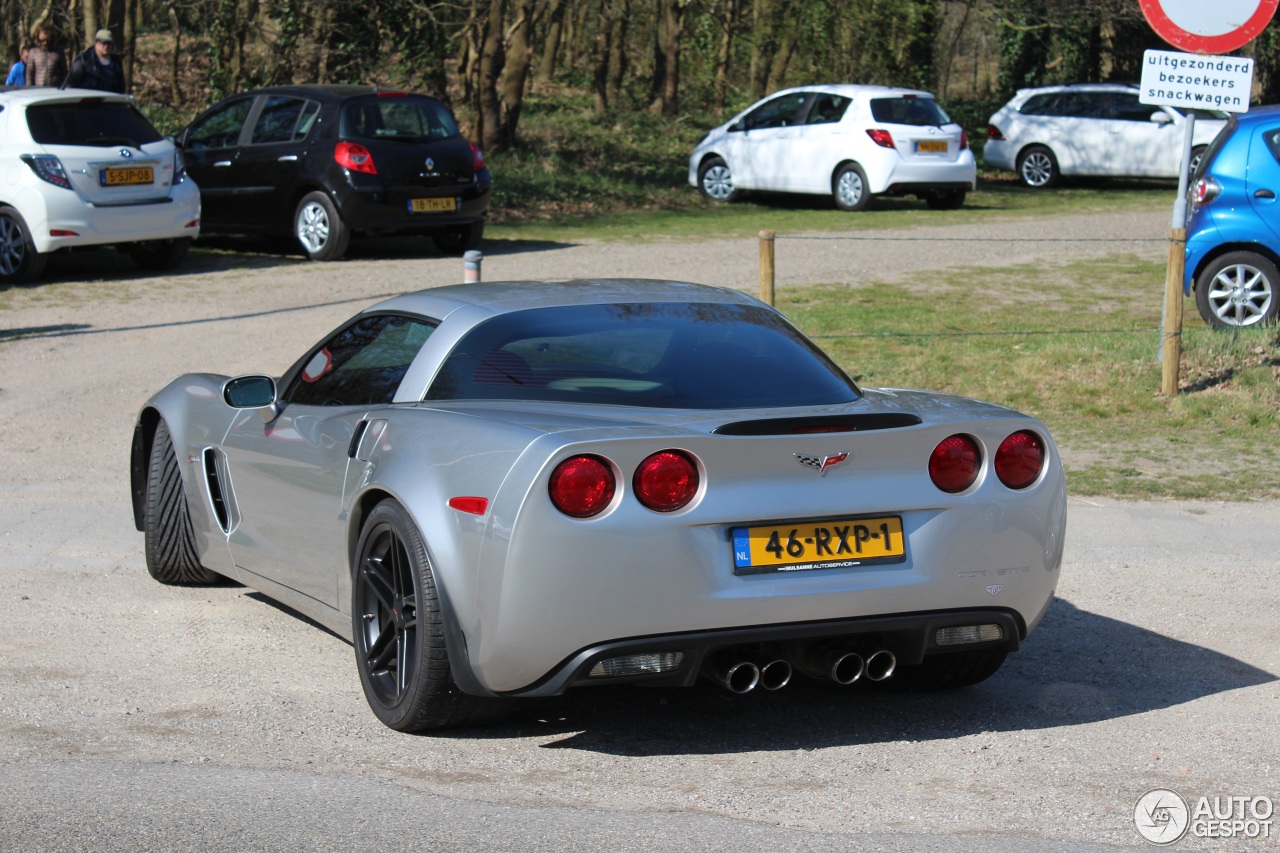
(130, 279, 1067, 732)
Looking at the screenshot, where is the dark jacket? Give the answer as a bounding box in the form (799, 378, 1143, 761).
(66, 46, 124, 93)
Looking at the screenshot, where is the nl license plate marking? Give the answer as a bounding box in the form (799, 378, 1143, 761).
(915, 140, 948, 153)
(100, 166, 154, 186)
(408, 197, 458, 213)
(732, 515, 905, 575)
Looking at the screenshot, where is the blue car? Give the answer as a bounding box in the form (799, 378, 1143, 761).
(1185, 105, 1280, 328)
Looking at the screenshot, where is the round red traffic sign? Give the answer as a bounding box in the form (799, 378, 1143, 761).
(1140, 0, 1278, 53)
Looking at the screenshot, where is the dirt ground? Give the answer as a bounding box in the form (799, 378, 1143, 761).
(1, 210, 1276, 850)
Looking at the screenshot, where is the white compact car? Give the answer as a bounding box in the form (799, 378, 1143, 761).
(0, 88, 200, 283)
(984, 83, 1227, 188)
(688, 84, 977, 211)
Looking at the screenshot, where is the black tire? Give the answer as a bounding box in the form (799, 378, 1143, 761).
(293, 191, 350, 261)
(353, 500, 508, 731)
(881, 650, 1007, 692)
(0, 206, 48, 284)
(832, 163, 871, 211)
(1016, 145, 1059, 188)
(925, 189, 966, 210)
(697, 156, 739, 203)
(143, 420, 220, 585)
(128, 237, 192, 271)
(1194, 251, 1280, 329)
(432, 222, 485, 256)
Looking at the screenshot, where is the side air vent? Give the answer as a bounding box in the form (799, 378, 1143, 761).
(713, 413, 923, 436)
(202, 448, 232, 533)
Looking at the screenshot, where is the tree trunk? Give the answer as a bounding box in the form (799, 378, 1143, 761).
(591, 0, 610, 112)
(122, 0, 134, 91)
(499, 0, 535, 147)
(656, 0, 684, 115)
(81, 0, 97, 51)
(712, 0, 739, 113)
(167, 0, 181, 103)
(748, 0, 775, 100)
(476, 0, 506, 151)
(536, 0, 566, 82)
(604, 0, 629, 107)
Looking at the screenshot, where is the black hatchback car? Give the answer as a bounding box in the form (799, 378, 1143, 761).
(178, 85, 490, 260)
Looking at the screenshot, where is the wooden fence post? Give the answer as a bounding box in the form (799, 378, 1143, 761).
(759, 230, 775, 305)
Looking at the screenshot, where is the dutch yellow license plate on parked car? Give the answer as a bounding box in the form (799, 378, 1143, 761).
(731, 516, 905, 575)
(100, 166, 153, 186)
(915, 140, 948, 153)
(408, 197, 458, 213)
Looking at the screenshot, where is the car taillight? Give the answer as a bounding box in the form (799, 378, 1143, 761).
(633, 450, 698, 512)
(960, 129, 970, 150)
(549, 455, 615, 518)
(470, 140, 487, 172)
(173, 147, 187, 182)
(335, 141, 377, 174)
(20, 154, 71, 189)
(994, 431, 1045, 490)
(929, 434, 980, 493)
(1193, 176, 1221, 206)
(866, 129, 895, 149)
(986, 124, 1004, 141)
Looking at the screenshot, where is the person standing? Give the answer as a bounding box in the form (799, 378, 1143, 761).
(6, 46, 28, 86)
(67, 29, 124, 93)
(24, 25, 66, 86)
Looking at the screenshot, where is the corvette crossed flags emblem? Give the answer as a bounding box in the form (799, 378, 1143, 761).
(794, 451, 850, 475)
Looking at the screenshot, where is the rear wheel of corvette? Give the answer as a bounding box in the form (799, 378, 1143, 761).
(431, 221, 484, 256)
(127, 237, 192, 271)
(353, 500, 508, 731)
(0, 206, 48, 284)
(143, 420, 221, 585)
(879, 650, 1007, 692)
(293, 191, 351, 261)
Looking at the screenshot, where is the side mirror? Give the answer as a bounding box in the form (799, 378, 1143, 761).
(223, 374, 279, 422)
(1150, 111, 1173, 125)
(729, 119, 744, 132)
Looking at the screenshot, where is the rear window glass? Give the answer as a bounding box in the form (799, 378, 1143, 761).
(340, 96, 459, 141)
(426, 303, 860, 409)
(26, 101, 162, 147)
(1196, 115, 1237, 179)
(870, 97, 952, 126)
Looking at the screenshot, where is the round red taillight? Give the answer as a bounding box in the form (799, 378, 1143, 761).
(633, 450, 699, 512)
(929, 434, 981, 493)
(549, 455, 615, 518)
(995, 430, 1045, 490)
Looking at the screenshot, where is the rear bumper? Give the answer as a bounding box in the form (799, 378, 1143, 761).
(26, 179, 201, 253)
(873, 151, 978, 195)
(332, 174, 491, 234)
(472, 607, 1025, 697)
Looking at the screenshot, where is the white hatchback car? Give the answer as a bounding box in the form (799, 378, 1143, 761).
(984, 83, 1227, 188)
(0, 88, 200, 283)
(688, 84, 977, 211)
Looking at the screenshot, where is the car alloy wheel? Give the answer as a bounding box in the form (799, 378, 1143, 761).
(297, 200, 331, 254)
(1196, 252, 1279, 328)
(832, 163, 870, 211)
(293, 191, 351, 261)
(0, 207, 47, 283)
(1017, 146, 1058, 189)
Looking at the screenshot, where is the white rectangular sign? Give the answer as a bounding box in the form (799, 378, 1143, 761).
(1139, 49, 1254, 112)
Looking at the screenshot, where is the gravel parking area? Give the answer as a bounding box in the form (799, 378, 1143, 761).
(1, 206, 1275, 850)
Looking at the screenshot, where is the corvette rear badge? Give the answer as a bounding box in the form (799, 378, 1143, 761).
(794, 451, 850, 476)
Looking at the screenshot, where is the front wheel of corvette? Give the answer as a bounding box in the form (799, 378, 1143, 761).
(880, 650, 1007, 692)
(143, 420, 220, 585)
(352, 500, 508, 731)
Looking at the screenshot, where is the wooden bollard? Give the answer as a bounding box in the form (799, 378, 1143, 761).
(759, 230, 775, 305)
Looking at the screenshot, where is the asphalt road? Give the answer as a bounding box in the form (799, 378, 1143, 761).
(1, 210, 1276, 850)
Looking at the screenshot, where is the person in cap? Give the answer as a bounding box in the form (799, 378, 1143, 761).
(66, 28, 124, 93)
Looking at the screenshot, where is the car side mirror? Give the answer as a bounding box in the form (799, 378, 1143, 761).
(1150, 111, 1173, 125)
(223, 374, 279, 422)
(729, 119, 744, 132)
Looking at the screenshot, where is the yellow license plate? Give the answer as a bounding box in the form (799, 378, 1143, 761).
(408, 197, 457, 213)
(732, 516, 905, 575)
(915, 140, 948, 153)
(100, 166, 153, 186)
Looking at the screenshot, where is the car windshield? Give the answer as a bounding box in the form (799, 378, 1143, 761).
(870, 97, 951, 126)
(26, 100, 163, 147)
(426, 302, 860, 409)
(340, 95, 459, 141)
